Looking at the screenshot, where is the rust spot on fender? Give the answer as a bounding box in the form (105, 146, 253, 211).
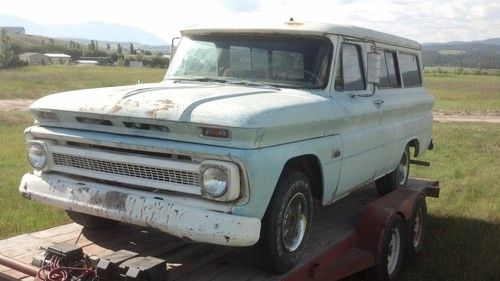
(110, 105, 123, 113)
(146, 99, 174, 118)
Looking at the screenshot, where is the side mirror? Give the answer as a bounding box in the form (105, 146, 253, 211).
(367, 52, 381, 85)
(170, 37, 181, 59)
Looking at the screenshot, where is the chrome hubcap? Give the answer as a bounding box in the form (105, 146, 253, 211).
(413, 208, 423, 247)
(398, 150, 409, 186)
(387, 228, 401, 275)
(281, 193, 308, 252)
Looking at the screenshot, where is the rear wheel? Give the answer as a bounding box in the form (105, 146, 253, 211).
(252, 171, 313, 274)
(368, 215, 406, 281)
(67, 211, 118, 229)
(406, 197, 427, 258)
(376, 146, 410, 195)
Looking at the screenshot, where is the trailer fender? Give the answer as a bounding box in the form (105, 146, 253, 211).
(355, 189, 423, 253)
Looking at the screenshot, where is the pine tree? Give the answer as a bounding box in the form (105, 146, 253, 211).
(117, 43, 122, 55)
(0, 30, 13, 69)
(129, 43, 136, 55)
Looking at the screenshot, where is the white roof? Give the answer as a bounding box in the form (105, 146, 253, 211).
(77, 60, 98, 64)
(44, 53, 71, 58)
(182, 21, 421, 50)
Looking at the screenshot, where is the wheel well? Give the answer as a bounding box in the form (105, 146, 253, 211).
(408, 139, 420, 157)
(279, 155, 323, 202)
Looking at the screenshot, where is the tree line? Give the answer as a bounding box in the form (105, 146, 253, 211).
(0, 30, 169, 69)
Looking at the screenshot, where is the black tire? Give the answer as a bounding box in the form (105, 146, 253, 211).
(406, 197, 427, 258)
(367, 214, 406, 281)
(376, 146, 410, 195)
(66, 211, 118, 229)
(252, 171, 313, 274)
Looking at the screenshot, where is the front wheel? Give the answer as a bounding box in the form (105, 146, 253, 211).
(376, 146, 410, 195)
(252, 171, 313, 274)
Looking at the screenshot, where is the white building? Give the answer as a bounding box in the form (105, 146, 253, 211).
(130, 61, 143, 68)
(19, 52, 48, 65)
(44, 54, 71, 65)
(77, 60, 98, 66)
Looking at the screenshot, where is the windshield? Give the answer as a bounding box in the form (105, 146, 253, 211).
(166, 34, 333, 89)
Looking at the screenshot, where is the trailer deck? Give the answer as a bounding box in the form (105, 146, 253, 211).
(0, 179, 439, 281)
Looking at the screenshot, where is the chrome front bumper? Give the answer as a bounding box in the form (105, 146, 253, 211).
(19, 173, 261, 247)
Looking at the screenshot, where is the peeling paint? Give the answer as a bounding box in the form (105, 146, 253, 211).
(104, 191, 127, 211)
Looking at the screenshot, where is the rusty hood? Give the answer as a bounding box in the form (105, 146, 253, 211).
(29, 81, 335, 148)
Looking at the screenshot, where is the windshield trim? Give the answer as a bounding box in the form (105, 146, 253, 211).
(165, 34, 334, 91)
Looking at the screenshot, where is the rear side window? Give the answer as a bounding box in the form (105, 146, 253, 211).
(399, 53, 421, 87)
(335, 44, 365, 91)
(379, 51, 400, 88)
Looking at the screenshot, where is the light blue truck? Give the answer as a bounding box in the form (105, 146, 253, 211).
(19, 21, 434, 273)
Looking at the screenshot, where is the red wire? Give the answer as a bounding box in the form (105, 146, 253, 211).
(36, 261, 96, 281)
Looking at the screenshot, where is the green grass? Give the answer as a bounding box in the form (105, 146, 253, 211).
(0, 111, 71, 238)
(401, 122, 500, 280)
(425, 74, 500, 113)
(0, 65, 165, 99)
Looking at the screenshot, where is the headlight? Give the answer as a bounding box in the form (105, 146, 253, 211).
(201, 166, 228, 198)
(27, 142, 47, 169)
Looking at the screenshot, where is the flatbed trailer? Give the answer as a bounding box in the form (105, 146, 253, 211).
(0, 178, 439, 281)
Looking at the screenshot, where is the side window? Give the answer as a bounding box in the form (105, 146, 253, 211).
(379, 52, 390, 88)
(379, 51, 401, 88)
(399, 53, 421, 87)
(335, 44, 365, 91)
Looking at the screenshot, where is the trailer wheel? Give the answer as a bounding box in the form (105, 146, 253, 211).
(368, 214, 406, 281)
(406, 196, 427, 258)
(252, 171, 313, 274)
(67, 211, 118, 229)
(376, 146, 410, 195)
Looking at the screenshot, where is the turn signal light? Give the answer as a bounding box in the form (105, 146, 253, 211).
(200, 127, 230, 139)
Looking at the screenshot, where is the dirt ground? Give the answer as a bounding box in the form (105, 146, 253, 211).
(0, 99, 499, 123)
(0, 99, 33, 112)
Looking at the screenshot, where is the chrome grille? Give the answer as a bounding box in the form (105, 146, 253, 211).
(52, 153, 200, 186)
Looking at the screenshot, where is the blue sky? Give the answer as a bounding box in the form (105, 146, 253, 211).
(0, 0, 498, 43)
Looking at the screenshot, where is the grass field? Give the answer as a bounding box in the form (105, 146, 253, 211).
(0, 65, 165, 99)
(0, 111, 71, 238)
(425, 74, 500, 113)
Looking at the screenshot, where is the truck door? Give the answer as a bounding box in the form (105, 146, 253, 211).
(330, 40, 386, 198)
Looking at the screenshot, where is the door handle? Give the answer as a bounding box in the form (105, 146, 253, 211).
(373, 99, 384, 105)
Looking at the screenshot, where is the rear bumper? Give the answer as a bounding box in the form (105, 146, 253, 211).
(19, 173, 261, 247)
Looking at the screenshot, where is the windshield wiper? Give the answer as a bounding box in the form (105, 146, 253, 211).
(168, 77, 228, 83)
(227, 80, 281, 91)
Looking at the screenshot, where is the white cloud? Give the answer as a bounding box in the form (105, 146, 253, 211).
(0, 0, 498, 43)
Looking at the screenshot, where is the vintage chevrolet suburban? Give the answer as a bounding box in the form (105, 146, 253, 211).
(19, 21, 434, 273)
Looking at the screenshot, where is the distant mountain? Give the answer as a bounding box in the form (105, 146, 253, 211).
(422, 38, 500, 69)
(0, 14, 166, 45)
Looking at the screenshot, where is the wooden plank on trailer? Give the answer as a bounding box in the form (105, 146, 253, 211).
(29, 223, 83, 239)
